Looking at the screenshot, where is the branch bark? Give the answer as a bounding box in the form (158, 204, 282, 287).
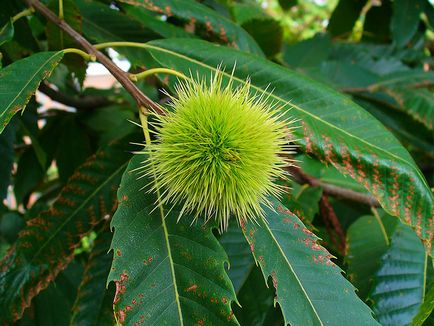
(24, 0, 162, 114)
(39, 82, 111, 110)
(288, 166, 380, 207)
(319, 195, 346, 254)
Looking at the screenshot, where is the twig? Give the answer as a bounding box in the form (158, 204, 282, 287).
(58, 0, 63, 20)
(24, 0, 162, 114)
(11, 7, 34, 23)
(341, 80, 434, 94)
(39, 82, 111, 110)
(129, 67, 188, 82)
(288, 165, 380, 207)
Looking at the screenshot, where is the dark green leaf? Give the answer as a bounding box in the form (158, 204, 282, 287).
(411, 280, 434, 326)
(309, 60, 379, 88)
(46, 0, 86, 84)
(0, 51, 64, 134)
(46, 0, 82, 50)
(76, 0, 157, 67)
(231, 3, 283, 57)
(346, 213, 398, 299)
(18, 117, 46, 169)
(384, 87, 434, 132)
(232, 3, 265, 25)
(425, 0, 434, 29)
(241, 18, 283, 57)
(56, 116, 92, 182)
(219, 222, 254, 293)
(371, 224, 427, 325)
(283, 33, 332, 68)
(0, 19, 14, 46)
(328, 42, 409, 75)
(0, 138, 133, 323)
(327, 0, 367, 37)
(76, 0, 158, 43)
(0, 0, 38, 52)
(75, 0, 157, 69)
(298, 154, 366, 193)
(83, 105, 135, 146)
(281, 183, 322, 223)
(18, 263, 83, 326)
(243, 198, 378, 325)
(0, 120, 16, 199)
(233, 266, 278, 325)
(122, 4, 195, 39)
(363, 0, 392, 43)
(14, 146, 47, 205)
(71, 229, 115, 326)
(144, 38, 434, 255)
(117, 0, 263, 55)
(108, 154, 238, 325)
(391, 0, 423, 48)
(0, 211, 24, 244)
(354, 98, 434, 156)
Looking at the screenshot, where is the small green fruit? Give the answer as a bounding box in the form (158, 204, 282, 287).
(144, 71, 295, 229)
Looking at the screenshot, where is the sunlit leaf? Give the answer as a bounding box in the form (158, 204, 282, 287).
(0, 51, 64, 134)
(144, 38, 434, 255)
(243, 198, 379, 325)
(108, 154, 239, 325)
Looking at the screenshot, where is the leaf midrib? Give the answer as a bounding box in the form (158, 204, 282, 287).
(248, 223, 323, 325)
(145, 42, 429, 190)
(150, 155, 184, 325)
(29, 161, 128, 263)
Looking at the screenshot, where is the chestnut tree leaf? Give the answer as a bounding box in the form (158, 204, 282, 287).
(143, 38, 434, 255)
(345, 213, 398, 300)
(371, 224, 427, 325)
(108, 154, 239, 325)
(117, 0, 263, 56)
(0, 51, 64, 134)
(219, 222, 254, 293)
(71, 229, 115, 326)
(0, 19, 14, 47)
(0, 139, 132, 324)
(243, 198, 379, 325)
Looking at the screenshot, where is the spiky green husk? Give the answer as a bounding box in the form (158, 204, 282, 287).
(144, 71, 295, 229)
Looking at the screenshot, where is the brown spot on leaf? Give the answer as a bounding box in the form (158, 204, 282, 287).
(113, 272, 129, 305)
(271, 271, 278, 289)
(186, 284, 198, 292)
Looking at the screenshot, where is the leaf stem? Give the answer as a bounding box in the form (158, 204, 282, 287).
(11, 7, 35, 23)
(139, 108, 152, 145)
(138, 107, 184, 322)
(93, 41, 150, 50)
(58, 0, 64, 20)
(422, 251, 428, 301)
(62, 48, 96, 61)
(129, 68, 188, 82)
(24, 0, 161, 113)
(371, 207, 389, 246)
(138, 107, 165, 216)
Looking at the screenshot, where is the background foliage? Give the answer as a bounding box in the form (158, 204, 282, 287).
(0, 0, 433, 325)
